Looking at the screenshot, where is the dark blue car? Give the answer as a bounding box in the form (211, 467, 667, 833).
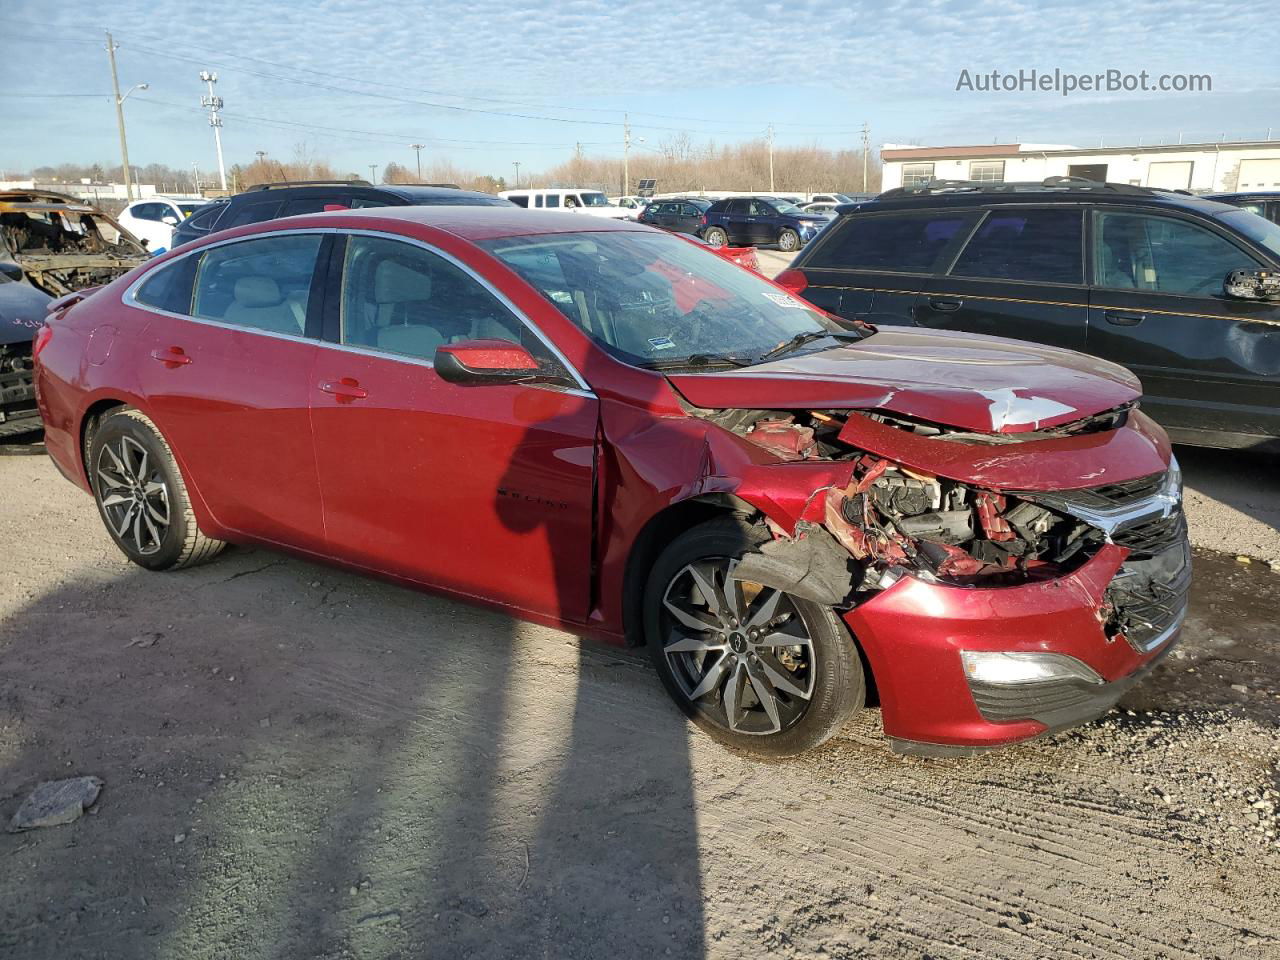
(700, 196, 830, 251)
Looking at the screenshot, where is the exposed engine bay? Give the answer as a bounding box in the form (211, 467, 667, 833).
(0, 192, 148, 297)
(694, 405, 1186, 650)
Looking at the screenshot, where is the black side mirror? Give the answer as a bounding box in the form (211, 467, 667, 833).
(1224, 268, 1280, 301)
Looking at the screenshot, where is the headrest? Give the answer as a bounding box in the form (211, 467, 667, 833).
(234, 275, 282, 307)
(374, 258, 432, 303)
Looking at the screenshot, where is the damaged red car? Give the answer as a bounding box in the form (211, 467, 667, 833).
(33, 208, 1190, 757)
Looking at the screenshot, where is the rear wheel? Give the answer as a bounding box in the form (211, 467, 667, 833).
(778, 228, 800, 252)
(704, 227, 728, 247)
(645, 517, 864, 757)
(88, 409, 226, 571)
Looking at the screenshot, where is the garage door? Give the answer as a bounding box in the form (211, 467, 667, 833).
(1236, 158, 1280, 189)
(1146, 161, 1193, 189)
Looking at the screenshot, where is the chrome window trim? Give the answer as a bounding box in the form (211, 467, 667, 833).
(120, 226, 593, 395)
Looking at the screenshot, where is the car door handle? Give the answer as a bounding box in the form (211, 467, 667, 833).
(927, 298, 963, 312)
(319, 377, 368, 402)
(1104, 310, 1145, 326)
(150, 346, 192, 366)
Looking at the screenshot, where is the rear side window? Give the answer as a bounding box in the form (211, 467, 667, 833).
(506, 195, 529, 208)
(806, 213, 975, 272)
(544, 194, 561, 208)
(950, 209, 1083, 284)
(221, 201, 283, 229)
(133, 259, 195, 314)
(185, 203, 224, 232)
(281, 197, 348, 215)
(190, 234, 323, 336)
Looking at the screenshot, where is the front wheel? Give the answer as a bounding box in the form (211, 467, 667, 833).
(88, 408, 226, 571)
(703, 227, 728, 247)
(645, 517, 865, 757)
(778, 228, 800, 252)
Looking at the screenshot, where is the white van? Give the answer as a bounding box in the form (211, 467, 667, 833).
(498, 188, 632, 219)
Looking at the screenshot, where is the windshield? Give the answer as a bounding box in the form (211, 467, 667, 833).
(481, 231, 851, 369)
(177, 203, 204, 217)
(579, 192, 612, 207)
(771, 200, 803, 214)
(1217, 208, 1280, 260)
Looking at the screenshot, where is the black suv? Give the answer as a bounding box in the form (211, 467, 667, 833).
(637, 197, 712, 235)
(779, 178, 1280, 450)
(170, 181, 512, 249)
(700, 196, 829, 251)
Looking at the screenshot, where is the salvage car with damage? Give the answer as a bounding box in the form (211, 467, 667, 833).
(33, 207, 1190, 756)
(1, 191, 148, 438)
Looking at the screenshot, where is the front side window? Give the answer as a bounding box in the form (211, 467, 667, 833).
(901, 163, 935, 187)
(950, 209, 1082, 284)
(337, 235, 569, 380)
(482, 230, 856, 369)
(1094, 211, 1261, 296)
(191, 233, 323, 335)
(130, 202, 164, 222)
(579, 192, 610, 207)
(748, 200, 774, 216)
(807, 213, 975, 272)
(969, 160, 1005, 182)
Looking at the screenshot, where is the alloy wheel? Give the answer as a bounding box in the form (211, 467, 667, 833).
(779, 231, 799, 251)
(95, 435, 170, 556)
(660, 559, 816, 735)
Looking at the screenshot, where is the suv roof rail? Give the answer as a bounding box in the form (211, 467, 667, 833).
(245, 179, 372, 192)
(878, 177, 1187, 199)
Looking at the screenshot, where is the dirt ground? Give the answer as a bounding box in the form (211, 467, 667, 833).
(1, 448, 1278, 960)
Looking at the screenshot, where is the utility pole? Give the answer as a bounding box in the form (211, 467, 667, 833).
(766, 124, 775, 192)
(623, 114, 631, 196)
(410, 143, 425, 180)
(199, 72, 227, 191)
(860, 121, 870, 192)
(191, 162, 200, 194)
(369, 163, 379, 184)
(513, 161, 521, 188)
(106, 32, 147, 201)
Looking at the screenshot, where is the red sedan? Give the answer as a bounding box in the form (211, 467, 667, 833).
(33, 207, 1189, 756)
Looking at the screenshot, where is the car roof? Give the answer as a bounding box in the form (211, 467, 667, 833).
(843, 185, 1241, 216)
(228, 183, 502, 205)
(272, 205, 652, 241)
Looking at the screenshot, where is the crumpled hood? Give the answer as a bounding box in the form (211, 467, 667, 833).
(0, 281, 51, 346)
(667, 327, 1141, 434)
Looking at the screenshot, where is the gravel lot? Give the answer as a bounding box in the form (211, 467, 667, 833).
(1, 443, 1278, 959)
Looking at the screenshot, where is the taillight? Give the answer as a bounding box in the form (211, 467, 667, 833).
(774, 269, 808, 295)
(700, 214, 707, 225)
(33, 324, 53, 359)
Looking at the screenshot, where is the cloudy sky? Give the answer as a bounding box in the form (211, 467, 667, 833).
(2, 0, 1276, 180)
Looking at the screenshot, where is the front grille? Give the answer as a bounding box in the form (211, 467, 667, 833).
(1036, 471, 1166, 511)
(969, 677, 1101, 724)
(1111, 512, 1187, 559)
(1106, 542, 1192, 653)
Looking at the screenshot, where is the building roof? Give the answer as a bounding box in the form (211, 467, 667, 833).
(883, 140, 1280, 162)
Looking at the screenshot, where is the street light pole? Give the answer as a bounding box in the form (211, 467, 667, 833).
(767, 124, 775, 193)
(105, 32, 148, 201)
(410, 143, 425, 180)
(513, 161, 521, 188)
(369, 163, 379, 184)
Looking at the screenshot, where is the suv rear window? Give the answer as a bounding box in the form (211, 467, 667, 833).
(950, 208, 1084, 284)
(806, 213, 974, 272)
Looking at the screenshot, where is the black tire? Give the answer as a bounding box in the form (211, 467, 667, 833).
(644, 516, 864, 757)
(703, 227, 728, 247)
(778, 228, 800, 252)
(88, 408, 226, 571)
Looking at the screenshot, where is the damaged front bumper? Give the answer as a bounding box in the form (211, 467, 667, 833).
(844, 539, 1189, 753)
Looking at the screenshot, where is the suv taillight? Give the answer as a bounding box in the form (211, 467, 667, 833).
(700, 214, 707, 225)
(774, 269, 808, 295)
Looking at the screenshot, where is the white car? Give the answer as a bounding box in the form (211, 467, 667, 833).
(117, 196, 209, 253)
(498, 188, 632, 219)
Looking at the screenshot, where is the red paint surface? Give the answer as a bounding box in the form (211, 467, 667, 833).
(33, 206, 1180, 750)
